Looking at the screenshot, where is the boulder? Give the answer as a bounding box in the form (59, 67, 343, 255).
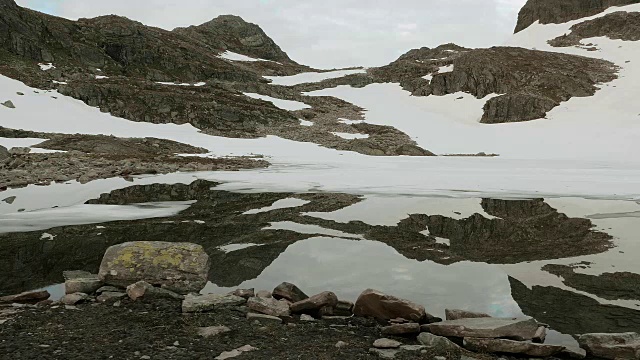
(64, 271, 102, 295)
(334, 300, 354, 316)
(246, 312, 283, 324)
(533, 326, 547, 343)
(445, 309, 490, 321)
(126, 281, 184, 301)
(272, 282, 308, 303)
(290, 291, 338, 314)
(381, 323, 421, 336)
(561, 347, 587, 359)
(231, 288, 255, 299)
(373, 338, 402, 349)
(427, 317, 539, 340)
(246, 297, 290, 317)
(578, 332, 640, 360)
(182, 294, 246, 313)
(0, 145, 8, 160)
(0, 290, 50, 304)
(463, 337, 565, 357)
(8, 147, 30, 155)
(353, 289, 426, 323)
(98, 241, 210, 294)
(256, 290, 272, 299)
(61, 293, 88, 305)
(198, 326, 231, 338)
(417, 332, 462, 355)
(1, 100, 15, 109)
(96, 291, 126, 303)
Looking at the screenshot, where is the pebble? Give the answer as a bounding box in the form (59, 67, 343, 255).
(373, 338, 402, 349)
(335, 341, 348, 348)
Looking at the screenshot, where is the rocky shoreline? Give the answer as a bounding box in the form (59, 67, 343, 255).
(1, 241, 638, 360)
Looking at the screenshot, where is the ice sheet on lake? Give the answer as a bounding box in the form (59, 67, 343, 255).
(243, 198, 310, 215)
(0, 201, 194, 233)
(243, 93, 311, 111)
(264, 69, 366, 86)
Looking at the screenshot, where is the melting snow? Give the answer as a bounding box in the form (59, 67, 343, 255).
(265, 69, 366, 86)
(299, 119, 314, 126)
(95, 75, 109, 80)
(331, 132, 369, 140)
(437, 64, 454, 73)
(338, 118, 365, 125)
(219, 51, 274, 63)
(243, 198, 311, 215)
(38, 63, 55, 71)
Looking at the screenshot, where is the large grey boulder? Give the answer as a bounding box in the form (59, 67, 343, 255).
(290, 291, 338, 315)
(417, 332, 462, 356)
(247, 296, 290, 317)
(463, 337, 565, 357)
(353, 289, 426, 322)
(0, 145, 8, 160)
(578, 332, 640, 360)
(182, 293, 246, 313)
(98, 241, 210, 295)
(427, 317, 539, 340)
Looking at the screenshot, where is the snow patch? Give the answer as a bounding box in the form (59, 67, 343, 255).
(243, 198, 310, 215)
(338, 118, 365, 125)
(219, 51, 275, 63)
(331, 132, 369, 140)
(38, 63, 55, 71)
(265, 69, 366, 86)
(300, 119, 314, 126)
(95, 75, 109, 80)
(243, 93, 311, 111)
(437, 64, 454, 73)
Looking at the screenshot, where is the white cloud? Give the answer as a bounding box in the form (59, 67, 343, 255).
(15, 0, 529, 69)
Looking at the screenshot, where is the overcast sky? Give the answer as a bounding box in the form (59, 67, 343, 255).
(15, 0, 528, 68)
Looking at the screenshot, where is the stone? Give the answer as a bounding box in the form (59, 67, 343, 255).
(272, 282, 308, 303)
(60, 293, 88, 305)
(64, 272, 102, 295)
(463, 337, 565, 357)
(0, 290, 50, 304)
(427, 317, 539, 341)
(300, 314, 315, 322)
(290, 291, 338, 314)
(126, 281, 184, 301)
(215, 345, 257, 360)
(246, 313, 283, 324)
(533, 326, 547, 343)
(417, 332, 462, 355)
(400, 345, 427, 352)
(231, 288, 254, 299)
(96, 286, 123, 294)
(246, 296, 290, 317)
(256, 290, 272, 299)
(381, 323, 421, 336)
(353, 289, 426, 323)
(182, 294, 246, 313)
(334, 300, 354, 316)
(578, 332, 640, 360)
(197, 326, 231, 338)
(96, 291, 126, 303)
(445, 309, 491, 321)
(373, 338, 402, 349)
(1, 100, 15, 109)
(0, 145, 8, 160)
(2, 196, 15, 204)
(335, 341, 348, 348)
(98, 241, 210, 295)
(369, 348, 399, 359)
(560, 347, 587, 359)
(9, 147, 30, 155)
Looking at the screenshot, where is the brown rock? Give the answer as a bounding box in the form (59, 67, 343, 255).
(126, 281, 183, 301)
(353, 289, 426, 323)
(272, 282, 308, 303)
(256, 290, 272, 299)
(373, 338, 402, 349)
(334, 300, 354, 316)
(428, 317, 539, 341)
(578, 332, 640, 360)
(445, 309, 490, 321)
(231, 288, 255, 299)
(381, 323, 421, 336)
(290, 291, 338, 314)
(60, 293, 88, 306)
(0, 290, 50, 304)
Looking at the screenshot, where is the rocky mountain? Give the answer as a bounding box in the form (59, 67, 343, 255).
(174, 15, 294, 64)
(514, 0, 639, 33)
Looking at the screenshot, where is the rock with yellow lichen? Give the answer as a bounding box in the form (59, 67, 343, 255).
(98, 241, 210, 295)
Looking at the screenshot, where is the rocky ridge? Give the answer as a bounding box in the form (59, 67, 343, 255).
(514, 0, 640, 33)
(549, 11, 640, 47)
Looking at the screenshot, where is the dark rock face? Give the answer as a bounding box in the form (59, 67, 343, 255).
(543, 264, 640, 301)
(509, 277, 640, 335)
(0, 145, 8, 160)
(514, 0, 639, 33)
(549, 11, 640, 47)
(481, 93, 558, 123)
(174, 15, 294, 64)
(421, 198, 613, 263)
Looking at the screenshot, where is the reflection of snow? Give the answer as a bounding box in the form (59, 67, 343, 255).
(244, 198, 310, 215)
(243, 93, 310, 111)
(263, 221, 363, 239)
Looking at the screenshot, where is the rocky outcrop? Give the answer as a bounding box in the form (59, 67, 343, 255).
(549, 11, 640, 47)
(543, 264, 640, 301)
(173, 15, 294, 64)
(514, 0, 639, 33)
(578, 332, 640, 359)
(0, 145, 8, 160)
(98, 241, 211, 294)
(463, 338, 565, 357)
(427, 317, 540, 341)
(481, 93, 559, 123)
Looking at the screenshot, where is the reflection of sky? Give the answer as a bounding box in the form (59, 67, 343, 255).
(205, 237, 523, 319)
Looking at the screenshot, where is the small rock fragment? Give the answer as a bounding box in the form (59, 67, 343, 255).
(373, 338, 402, 349)
(198, 326, 231, 338)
